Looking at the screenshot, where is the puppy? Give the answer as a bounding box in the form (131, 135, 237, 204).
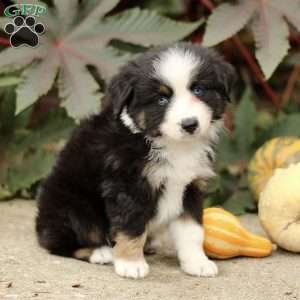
(36, 42, 235, 279)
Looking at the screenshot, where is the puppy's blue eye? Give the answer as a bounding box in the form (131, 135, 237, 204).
(192, 85, 205, 96)
(158, 96, 170, 106)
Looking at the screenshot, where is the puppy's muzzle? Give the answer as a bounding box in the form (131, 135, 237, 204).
(181, 117, 199, 134)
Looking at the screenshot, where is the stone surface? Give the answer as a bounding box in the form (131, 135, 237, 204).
(0, 200, 299, 300)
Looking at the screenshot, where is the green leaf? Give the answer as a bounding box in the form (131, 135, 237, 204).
(69, 0, 121, 36)
(84, 8, 203, 47)
(0, 187, 12, 200)
(143, 0, 184, 16)
(271, 0, 300, 31)
(2, 108, 74, 195)
(217, 131, 239, 168)
(203, 1, 257, 46)
(53, 0, 79, 34)
(14, 107, 33, 130)
(252, 5, 290, 79)
(0, 1, 205, 122)
(16, 54, 59, 114)
(0, 17, 10, 30)
(10, 0, 47, 4)
(235, 88, 256, 159)
(0, 46, 46, 74)
(9, 108, 74, 155)
(58, 56, 102, 120)
(256, 110, 276, 130)
(6, 149, 56, 194)
(267, 113, 300, 138)
(82, 0, 120, 22)
(222, 190, 255, 215)
(0, 76, 22, 87)
(286, 53, 300, 66)
(68, 44, 132, 79)
(108, 8, 203, 46)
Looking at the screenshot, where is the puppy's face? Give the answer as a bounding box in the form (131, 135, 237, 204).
(108, 43, 235, 141)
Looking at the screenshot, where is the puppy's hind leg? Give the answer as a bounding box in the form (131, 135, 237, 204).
(36, 212, 112, 264)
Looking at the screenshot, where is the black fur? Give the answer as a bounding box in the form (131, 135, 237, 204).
(36, 110, 158, 255)
(183, 182, 204, 224)
(36, 42, 235, 258)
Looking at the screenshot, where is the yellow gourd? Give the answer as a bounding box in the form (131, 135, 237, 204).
(248, 137, 300, 201)
(259, 162, 300, 252)
(203, 207, 274, 259)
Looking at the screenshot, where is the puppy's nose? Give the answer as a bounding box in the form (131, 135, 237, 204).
(181, 117, 199, 134)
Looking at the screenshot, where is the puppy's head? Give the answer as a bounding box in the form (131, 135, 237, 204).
(108, 42, 235, 141)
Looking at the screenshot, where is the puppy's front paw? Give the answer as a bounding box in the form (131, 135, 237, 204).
(181, 258, 218, 277)
(114, 259, 149, 279)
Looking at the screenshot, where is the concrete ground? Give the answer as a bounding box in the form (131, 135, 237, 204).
(0, 200, 299, 300)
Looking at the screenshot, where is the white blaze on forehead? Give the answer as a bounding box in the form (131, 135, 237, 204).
(153, 46, 213, 140)
(153, 47, 201, 88)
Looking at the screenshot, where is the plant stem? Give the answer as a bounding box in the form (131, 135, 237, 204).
(199, 0, 281, 111)
(290, 32, 300, 44)
(231, 37, 280, 110)
(200, 0, 214, 11)
(0, 37, 10, 46)
(281, 65, 300, 107)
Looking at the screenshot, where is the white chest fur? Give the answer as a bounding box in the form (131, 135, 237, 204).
(145, 138, 215, 232)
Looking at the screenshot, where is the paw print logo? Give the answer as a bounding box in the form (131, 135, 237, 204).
(4, 16, 45, 48)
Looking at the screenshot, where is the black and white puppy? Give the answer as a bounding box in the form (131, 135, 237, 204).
(36, 42, 235, 279)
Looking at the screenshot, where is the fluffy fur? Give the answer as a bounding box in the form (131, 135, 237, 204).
(36, 42, 235, 279)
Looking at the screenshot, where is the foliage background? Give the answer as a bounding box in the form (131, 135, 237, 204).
(0, 0, 299, 214)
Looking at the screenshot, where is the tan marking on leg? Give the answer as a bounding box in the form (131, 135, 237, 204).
(73, 247, 94, 261)
(113, 232, 147, 261)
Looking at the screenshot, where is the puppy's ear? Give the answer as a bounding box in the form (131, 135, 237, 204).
(107, 70, 134, 118)
(216, 62, 236, 101)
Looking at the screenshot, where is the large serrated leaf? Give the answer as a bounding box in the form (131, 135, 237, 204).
(235, 88, 256, 159)
(53, 0, 79, 34)
(68, 43, 132, 79)
(0, 1, 205, 123)
(16, 53, 59, 115)
(252, 5, 290, 79)
(0, 46, 46, 74)
(82, 0, 120, 21)
(81, 8, 203, 47)
(69, 0, 121, 37)
(271, 0, 300, 31)
(59, 55, 102, 120)
(105, 8, 203, 46)
(203, 0, 257, 46)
